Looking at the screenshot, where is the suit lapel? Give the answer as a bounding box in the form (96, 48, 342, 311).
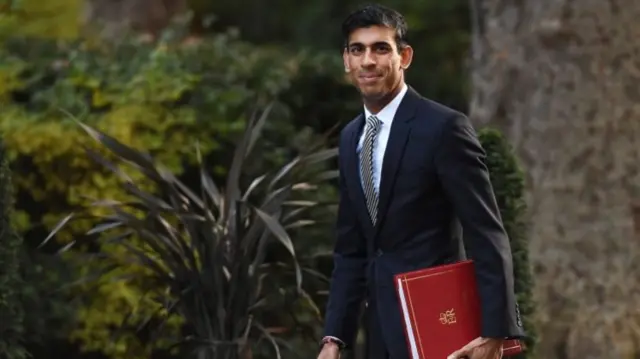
(375, 87, 420, 234)
(344, 114, 375, 236)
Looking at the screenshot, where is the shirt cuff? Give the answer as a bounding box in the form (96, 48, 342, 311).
(321, 336, 346, 349)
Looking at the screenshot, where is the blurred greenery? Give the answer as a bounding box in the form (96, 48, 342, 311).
(0, 0, 81, 41)
(0, 26, 339, 357)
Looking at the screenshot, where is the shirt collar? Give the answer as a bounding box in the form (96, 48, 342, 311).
(363, 83, 408, 126)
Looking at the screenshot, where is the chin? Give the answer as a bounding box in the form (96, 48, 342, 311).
(360, 88, 387, 101)
(362, 91, 387, 101)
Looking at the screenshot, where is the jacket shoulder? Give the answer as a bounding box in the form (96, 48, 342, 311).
(416, 96, 466, 125)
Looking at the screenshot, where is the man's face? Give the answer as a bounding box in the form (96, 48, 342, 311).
(343, 25, 413, 101)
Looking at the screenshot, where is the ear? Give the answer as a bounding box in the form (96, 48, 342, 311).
(343, 49, 351, 73)
(399, 45, 414, 70)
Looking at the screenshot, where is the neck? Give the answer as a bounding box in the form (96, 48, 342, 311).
(363, 80, 405, 114)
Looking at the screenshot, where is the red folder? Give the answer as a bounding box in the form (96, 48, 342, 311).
(394, 260, 524, 359)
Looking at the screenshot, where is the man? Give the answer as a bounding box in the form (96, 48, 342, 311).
(317, 4, 525, 359)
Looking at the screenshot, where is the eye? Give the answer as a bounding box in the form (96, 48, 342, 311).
(349, 46, 363, 55)
(374, 44, 391, 53)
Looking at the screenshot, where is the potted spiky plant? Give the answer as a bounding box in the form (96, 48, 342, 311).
(44, 104, 338, 359)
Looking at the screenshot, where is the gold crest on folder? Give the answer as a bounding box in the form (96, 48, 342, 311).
(439, 309, 456, 325)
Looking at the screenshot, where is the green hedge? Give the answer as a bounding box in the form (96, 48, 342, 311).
(478, 127, 537, 358)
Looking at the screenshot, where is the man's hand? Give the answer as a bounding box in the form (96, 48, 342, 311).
(448, 337, 504, 359)
(317, 342, 340, 359)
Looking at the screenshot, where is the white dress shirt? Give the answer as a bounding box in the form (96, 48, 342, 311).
(357, 83, 408, 193)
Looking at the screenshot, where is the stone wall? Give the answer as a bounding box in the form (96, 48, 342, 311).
(469, 0, 640, 358)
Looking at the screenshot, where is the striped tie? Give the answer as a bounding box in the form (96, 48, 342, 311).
(361, 115, 382, 225)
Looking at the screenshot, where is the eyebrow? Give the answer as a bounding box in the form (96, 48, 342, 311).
(348, 41, 392, 48)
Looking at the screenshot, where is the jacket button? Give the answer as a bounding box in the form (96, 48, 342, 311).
(375, 249, 383, 257)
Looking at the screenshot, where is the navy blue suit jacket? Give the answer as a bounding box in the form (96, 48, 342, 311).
(322, 87, 525, 358)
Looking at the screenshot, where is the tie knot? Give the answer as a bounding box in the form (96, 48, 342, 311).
(366, 115, 382, 129)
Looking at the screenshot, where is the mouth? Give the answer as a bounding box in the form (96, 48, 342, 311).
(358, 73, 382, 84)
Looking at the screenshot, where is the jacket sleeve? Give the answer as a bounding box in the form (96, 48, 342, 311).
(322, 131, 368, 348)
(434, 114, 525, 339)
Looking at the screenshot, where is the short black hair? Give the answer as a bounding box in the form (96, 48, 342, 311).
(341, 3, 409, 52)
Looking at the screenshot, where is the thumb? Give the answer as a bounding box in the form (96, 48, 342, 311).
(448, 347, 469, 359)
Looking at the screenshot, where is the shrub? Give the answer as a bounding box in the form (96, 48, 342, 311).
(478, 127, 537, 358)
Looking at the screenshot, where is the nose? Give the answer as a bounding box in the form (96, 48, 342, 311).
(362, 49, 376, 67)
